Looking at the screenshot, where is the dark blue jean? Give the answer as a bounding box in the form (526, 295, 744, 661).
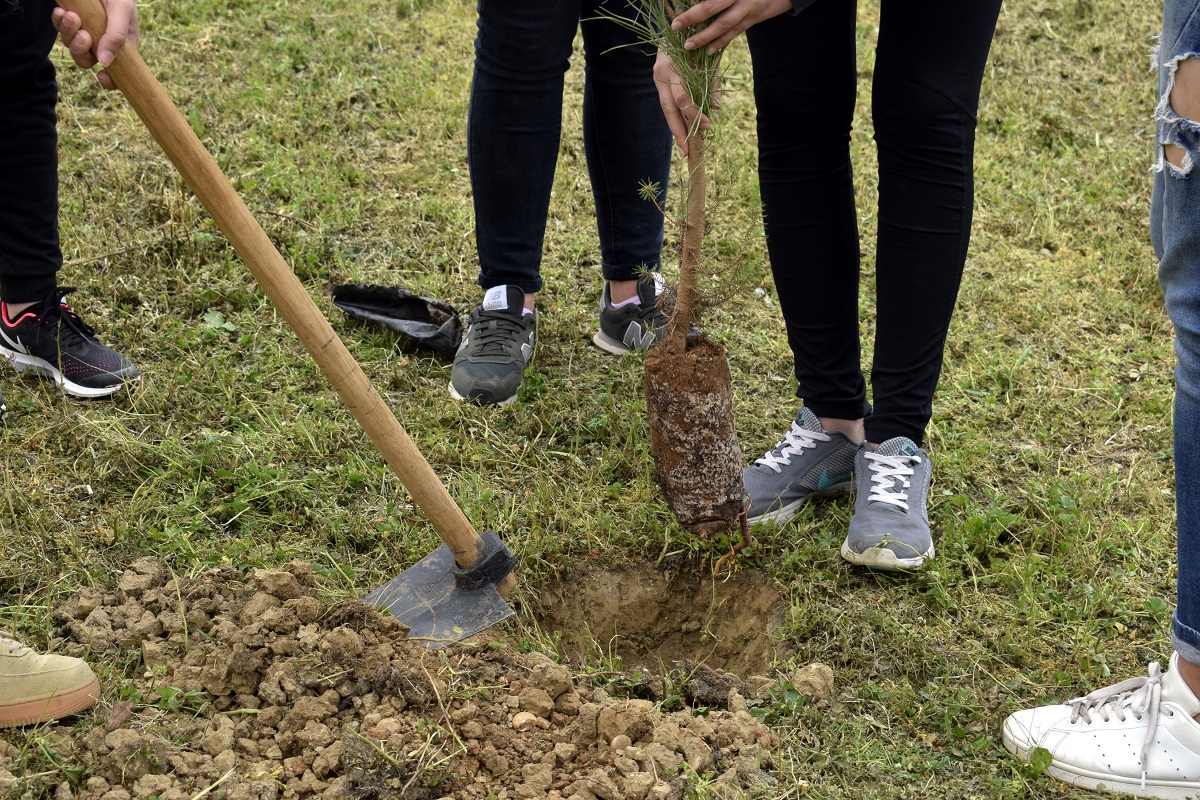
(0, 0, 61, 303)
(468, 0, 671, 294)
(746, 0, 1002, 446)
(1153, 0, 1200, 666)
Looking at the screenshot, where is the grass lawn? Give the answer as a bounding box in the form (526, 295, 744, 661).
(0, 0, 1177, 797)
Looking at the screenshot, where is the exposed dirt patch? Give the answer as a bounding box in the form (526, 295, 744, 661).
(533, 563, 788, 675)
(0, 559, 813, 800)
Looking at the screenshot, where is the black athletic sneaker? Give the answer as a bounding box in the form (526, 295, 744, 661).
(448, 285, 536, 406)
(592, 275, 668, 354)
(0, 288, 139, 398)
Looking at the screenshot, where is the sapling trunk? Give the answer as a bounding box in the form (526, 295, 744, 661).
(606, 0, 746, 549)
(669, 134, 706, 352)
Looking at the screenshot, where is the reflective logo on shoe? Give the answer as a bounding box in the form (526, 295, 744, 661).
(0, 326, 25, 354)
(482, 285, 511, 312)
(521, 335, 534, 362)
(817, 470, 852, 491)
(622, 322, 656, 350)
(899, 442, 919, 457)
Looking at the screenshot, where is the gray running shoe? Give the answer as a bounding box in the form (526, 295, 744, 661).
(592, 275, 667, 354)
(743, 407, 857, 525)
(448, 285, 536, 406)
(841, 437, 934, 571)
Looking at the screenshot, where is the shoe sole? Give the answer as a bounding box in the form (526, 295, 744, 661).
(1002, 720, 1200, 798)
(746, 484, 852, 526)
(0, 674, 100, 728)
(839, 539, 933, 571)
(447, 380, 517, 407)
(0, 347, 135, 399)
(592, 330, 640, 355)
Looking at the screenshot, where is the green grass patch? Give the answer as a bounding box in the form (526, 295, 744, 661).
(0, 0, 1173, 797)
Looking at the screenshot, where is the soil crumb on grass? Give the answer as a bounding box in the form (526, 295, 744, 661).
(0, 559, 795, 800)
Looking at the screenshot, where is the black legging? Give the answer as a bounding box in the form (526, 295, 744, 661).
(0, 0, 61, 304)
(747, 0, 1003, 446)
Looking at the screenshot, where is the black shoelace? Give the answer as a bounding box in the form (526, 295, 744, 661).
(469, 310, 529, 358)
(33, 287, 97, 349)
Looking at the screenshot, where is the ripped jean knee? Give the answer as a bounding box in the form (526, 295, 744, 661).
(1153, 0, 1200, 175)
(1154, 0, 1200, 664)
(1154, 58, 1200, 177)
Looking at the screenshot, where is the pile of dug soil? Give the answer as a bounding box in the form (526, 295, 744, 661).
(0, 559, 801, 800)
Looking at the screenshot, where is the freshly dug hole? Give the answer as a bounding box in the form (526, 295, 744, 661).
(531, 561, 788, 674)
(644, 333, 745, 538)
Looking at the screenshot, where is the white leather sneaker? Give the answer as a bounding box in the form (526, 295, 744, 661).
(1003, 653, 1200, 798)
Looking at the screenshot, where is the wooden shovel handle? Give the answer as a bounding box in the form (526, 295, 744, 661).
(57, 0, 514, 592)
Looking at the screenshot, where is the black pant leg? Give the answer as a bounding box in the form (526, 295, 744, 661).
(0, 0, 61, 303)
(866, 0, 1003, 444)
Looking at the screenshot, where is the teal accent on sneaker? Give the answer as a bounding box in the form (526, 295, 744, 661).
(816, 469, 853, 492)
(840, 437, 934, 571)
(743, 407, 858, 525)
(448, 285, 536, 406)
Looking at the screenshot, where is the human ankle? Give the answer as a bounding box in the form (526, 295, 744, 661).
(819, 417, 865, 444)
(4, 301, 36, 320)
(608, 280, 639, 305)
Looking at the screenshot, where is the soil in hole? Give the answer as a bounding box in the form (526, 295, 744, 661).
(531, 561, 789, 675)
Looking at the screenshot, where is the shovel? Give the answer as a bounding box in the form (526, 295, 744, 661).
(58, 0, 518, 646)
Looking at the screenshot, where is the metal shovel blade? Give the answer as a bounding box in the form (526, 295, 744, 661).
(363, 531, 518, 648)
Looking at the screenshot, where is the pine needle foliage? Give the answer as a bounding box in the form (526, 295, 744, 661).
(603, 0, 724, 134)
(602, 0, 723, 349)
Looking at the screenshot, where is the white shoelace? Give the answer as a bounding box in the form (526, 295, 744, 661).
(755, 422, 830, 473)
(1067, 662, 1164, 790)
(864, 450, 921, 510)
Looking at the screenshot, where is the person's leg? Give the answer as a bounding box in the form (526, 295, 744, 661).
(578, 1, 670, 287)
(1004, 5, 1200, 793)
(746, 2, 868, 428)
(0, 0, 61, 306)
(452, 1, 579, 405)
(467, 0, 580, 301)
(1156, 0, 1200, 700)
(578, 0, 672, 353)
(840, 0, 1001, 571)
(0, 0, 138, 398)
(741, 4, 864, 527)
(865, 0, 1002, 447)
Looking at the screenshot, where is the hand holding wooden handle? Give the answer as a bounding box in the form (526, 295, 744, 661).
(54, 0, 516, 595)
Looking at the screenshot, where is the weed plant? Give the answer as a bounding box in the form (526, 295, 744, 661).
(0, 0, 1172, 797)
